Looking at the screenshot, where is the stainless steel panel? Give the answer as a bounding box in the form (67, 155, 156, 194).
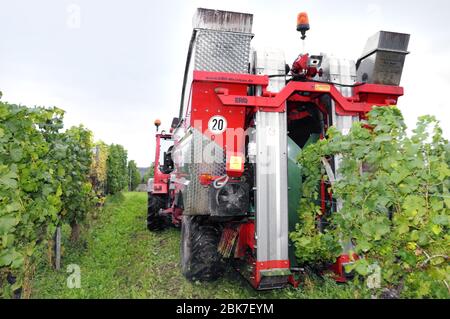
(321, 56, 358, 210)
(193, 8, 253, 33)
(357, 31, 410, 86)
(252, 48, 286, 93)
(194, 30, 252, 73)
(357, 51, 407, 85)
(174, 128, 225, 215)
(177, 9, 253, 211)
(322, 57, 361, 251)
(180, 8, 253, 120)
(321, 56, 357, 135)
(360, 31, 410, 58)
(255, 111, 289, 262)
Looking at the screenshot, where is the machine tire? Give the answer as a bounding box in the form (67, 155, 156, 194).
(180, 215, 224, 281)
(147, 193, 167, 231)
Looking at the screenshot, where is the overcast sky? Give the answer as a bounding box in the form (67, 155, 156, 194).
(1, 0, 449, 166)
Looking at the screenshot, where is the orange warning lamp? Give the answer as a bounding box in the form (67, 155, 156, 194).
(154, 119, 161, 132)
(297, 12, 310, 40)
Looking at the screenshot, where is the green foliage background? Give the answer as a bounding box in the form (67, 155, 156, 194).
(291, 107, 450, 298)
(90, 141, 109, 194)
(127, 160, 141, 191)
(106, 144, 128, 195)
(0, 103, 64, 297)
(142, 163, 154, 184)
(2, 99, 448, 299)
(58, 126, 96, 228)
(0, 101, 132, 298)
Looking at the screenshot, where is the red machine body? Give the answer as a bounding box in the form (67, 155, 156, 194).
(192, 71, 401, 288)
(149, 69, 403, 288)
(149, 132, 183, 226)
(147, 8, 409, 290)
(151, 133, 172, 195)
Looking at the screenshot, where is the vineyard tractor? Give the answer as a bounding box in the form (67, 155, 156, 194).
(146, 8, 410, 289)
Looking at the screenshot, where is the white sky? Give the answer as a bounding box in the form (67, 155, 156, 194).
(1, 0, 449, 166)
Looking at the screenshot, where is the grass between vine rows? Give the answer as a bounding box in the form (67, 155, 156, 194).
(30, 192, 369, 299)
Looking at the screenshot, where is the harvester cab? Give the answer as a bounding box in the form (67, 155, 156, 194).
(146, 8, 410, 289)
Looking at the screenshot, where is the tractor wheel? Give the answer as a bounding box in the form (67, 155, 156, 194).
(180, 215, 224, 281)
(147, 193, 167, 231)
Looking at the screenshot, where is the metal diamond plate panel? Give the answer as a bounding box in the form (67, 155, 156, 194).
(182, 128, 226, 215)
(194, 30, 252, 73)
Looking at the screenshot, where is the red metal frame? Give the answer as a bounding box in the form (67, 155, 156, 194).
(161, 205, 183, 226)
(187, 70, 404, 288)
(155, 69, 404, 289)
(193, 70, 403, 116)
(151, 132, 183, 226)
(331, 253, 360, 283)
(151, 133, 172, 195)
(185, 71, 403, 179)
(233, 221, 292, 289)
(235, 221, 255, 258)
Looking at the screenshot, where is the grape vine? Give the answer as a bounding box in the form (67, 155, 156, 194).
(0, 101, 132, 298)
(127, 160, 141, 191)
(291, 106, 450, 298)
(106, 144, 128, 195)
(90, 141, 109, 195)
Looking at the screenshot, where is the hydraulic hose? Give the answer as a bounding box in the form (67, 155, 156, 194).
(213, 175, 229, 189)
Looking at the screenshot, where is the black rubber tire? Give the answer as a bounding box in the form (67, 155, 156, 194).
(147, 193, 167, 231)
(180, 215, 224, 281)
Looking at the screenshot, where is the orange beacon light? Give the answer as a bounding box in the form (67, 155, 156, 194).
(154, 119, 161, 132)
(297, 12, 310, 40)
